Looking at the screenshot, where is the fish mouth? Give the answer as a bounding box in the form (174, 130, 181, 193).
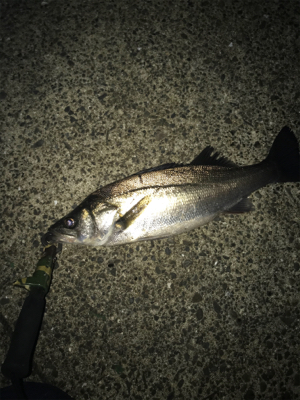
(41, 230, 77, 246)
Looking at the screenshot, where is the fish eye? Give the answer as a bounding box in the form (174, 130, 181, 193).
(64, 218, 76, 229)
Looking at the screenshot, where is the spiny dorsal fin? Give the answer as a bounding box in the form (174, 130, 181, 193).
(132, 146, 237, 176)
(190, 146, 237, 167)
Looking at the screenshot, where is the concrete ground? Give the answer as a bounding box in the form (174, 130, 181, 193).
(1, 0, 299, 399)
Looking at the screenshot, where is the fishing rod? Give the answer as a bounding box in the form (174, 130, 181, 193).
(1, 243, 73, 399)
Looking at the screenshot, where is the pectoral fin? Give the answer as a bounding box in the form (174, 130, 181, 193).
(115, 196, 151, 230)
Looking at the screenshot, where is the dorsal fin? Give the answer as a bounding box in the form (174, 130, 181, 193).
(190, 146, 237, 167)
(132, 146, 236, 176)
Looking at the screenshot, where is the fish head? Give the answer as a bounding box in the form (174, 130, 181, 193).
(43, 196, 118, 246)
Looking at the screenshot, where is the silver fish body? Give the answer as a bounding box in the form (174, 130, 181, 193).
(43, 127, 299, 247)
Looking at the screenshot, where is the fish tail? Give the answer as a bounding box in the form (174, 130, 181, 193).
(265, 126, 300, 183)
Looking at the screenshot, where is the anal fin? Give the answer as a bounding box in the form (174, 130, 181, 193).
(224, 198, 254, 214)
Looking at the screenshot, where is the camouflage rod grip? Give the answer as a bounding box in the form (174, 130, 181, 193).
(14, 244, 58, 294)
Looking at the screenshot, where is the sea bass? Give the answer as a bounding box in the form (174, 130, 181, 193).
(43, 127, 299, 247)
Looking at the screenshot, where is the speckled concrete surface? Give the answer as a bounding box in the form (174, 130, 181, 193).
(1, 0, 300, 399)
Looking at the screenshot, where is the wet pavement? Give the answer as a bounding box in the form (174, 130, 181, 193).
(1, 0, 300, 399)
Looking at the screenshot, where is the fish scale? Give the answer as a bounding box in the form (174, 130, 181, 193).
(103, 166, 274, 245)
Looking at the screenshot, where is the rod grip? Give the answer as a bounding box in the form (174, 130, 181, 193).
(1, 291, 45, 380)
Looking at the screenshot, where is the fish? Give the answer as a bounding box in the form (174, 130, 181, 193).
(43, 126, 299, 247)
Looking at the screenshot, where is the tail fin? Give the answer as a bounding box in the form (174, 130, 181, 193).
(266, 126, 300, 182)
